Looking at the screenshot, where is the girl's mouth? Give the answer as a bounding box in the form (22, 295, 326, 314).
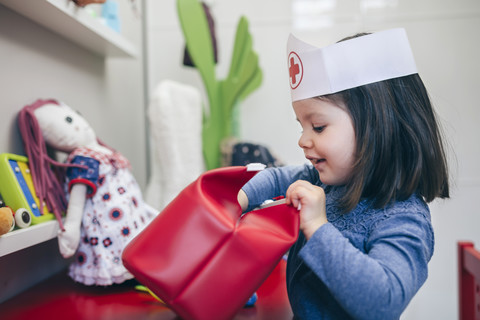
(307, 157, 325, 165)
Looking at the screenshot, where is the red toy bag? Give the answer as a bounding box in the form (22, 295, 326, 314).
(122, 165, 299, 320)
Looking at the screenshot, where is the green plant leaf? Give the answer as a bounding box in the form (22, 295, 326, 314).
(177, 0, 218, 105)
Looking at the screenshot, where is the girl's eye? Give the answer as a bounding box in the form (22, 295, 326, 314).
(313, 126, 325, 133)
(65, 116, 73, 123)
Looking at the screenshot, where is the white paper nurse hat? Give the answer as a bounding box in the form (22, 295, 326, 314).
(287, 28, 418, 102)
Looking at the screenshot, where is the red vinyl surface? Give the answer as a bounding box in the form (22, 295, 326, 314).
(458, 242, 480, 320)
(1, 260, 293, 320)
(122, 166, 298, 320)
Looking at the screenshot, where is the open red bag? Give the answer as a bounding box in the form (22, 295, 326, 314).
(122, 165, 299, 320)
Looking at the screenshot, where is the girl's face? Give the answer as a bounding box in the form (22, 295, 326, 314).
(293, 97, 356, 186)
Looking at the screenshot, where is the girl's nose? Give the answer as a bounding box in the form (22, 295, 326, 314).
(298, 131, 313, 149)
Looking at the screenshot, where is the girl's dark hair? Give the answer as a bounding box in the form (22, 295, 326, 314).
(323, 73, 450, 212)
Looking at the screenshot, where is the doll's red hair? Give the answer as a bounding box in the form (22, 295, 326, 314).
(18, 99, 77, 230)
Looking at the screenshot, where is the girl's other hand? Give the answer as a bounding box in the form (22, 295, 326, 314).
(286, 180, 327, 240)
(237, 190, 249, 212)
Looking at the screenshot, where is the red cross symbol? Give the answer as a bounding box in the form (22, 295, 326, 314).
(289, 58, 299, 83)
(288, 52, 303, 89)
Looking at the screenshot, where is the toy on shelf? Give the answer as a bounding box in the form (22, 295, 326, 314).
(14, 208, 32, 229)
(0, 201, 14, 236)
(18, 99, 157, 286)
(102, 0, 121, 33)
(0, 153, 51, 226)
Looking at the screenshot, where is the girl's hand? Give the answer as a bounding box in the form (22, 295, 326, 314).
(237, 190, 249, 212)
(286, 180, 327, 240)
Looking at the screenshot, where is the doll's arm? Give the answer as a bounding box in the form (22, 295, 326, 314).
(58, 184, 87, 259)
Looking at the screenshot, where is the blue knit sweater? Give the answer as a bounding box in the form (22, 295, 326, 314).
(242, 165, 434, 320)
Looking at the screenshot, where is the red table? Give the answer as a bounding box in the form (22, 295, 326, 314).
(1, 260, 293, 320)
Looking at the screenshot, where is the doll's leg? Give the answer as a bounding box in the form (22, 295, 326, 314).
(58, 184, 87, 258)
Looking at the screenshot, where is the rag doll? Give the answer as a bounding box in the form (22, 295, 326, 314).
(18, 99, 157, 286)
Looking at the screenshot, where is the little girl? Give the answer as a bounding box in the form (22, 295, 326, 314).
(238, 29, 449, 319)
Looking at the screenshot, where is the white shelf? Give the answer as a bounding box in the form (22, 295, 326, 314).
(0, 0, 138, 58)
(0, 220, 60, 257)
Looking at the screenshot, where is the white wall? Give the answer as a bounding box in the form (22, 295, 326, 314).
(0, 2, 147, 187)
(0, 0, 146, 302)
(146, 0, 480, 319)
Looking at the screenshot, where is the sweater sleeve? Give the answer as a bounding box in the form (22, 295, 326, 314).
(242, 164, 319, 212)
(299, 209, 434, 320)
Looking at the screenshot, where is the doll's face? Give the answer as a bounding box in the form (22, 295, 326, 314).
(34, 103, 97, 153)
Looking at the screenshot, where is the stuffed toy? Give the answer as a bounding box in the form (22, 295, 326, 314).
(18, 99, 158, 286)
(0, 201, 14, 236)
(13, 208, 32, 228)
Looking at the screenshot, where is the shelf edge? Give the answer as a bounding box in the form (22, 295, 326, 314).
(0, 220, 60, 258)
(0, 0, 138, 58)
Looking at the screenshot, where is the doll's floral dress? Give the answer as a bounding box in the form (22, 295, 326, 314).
(65, 147, 157, 286)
